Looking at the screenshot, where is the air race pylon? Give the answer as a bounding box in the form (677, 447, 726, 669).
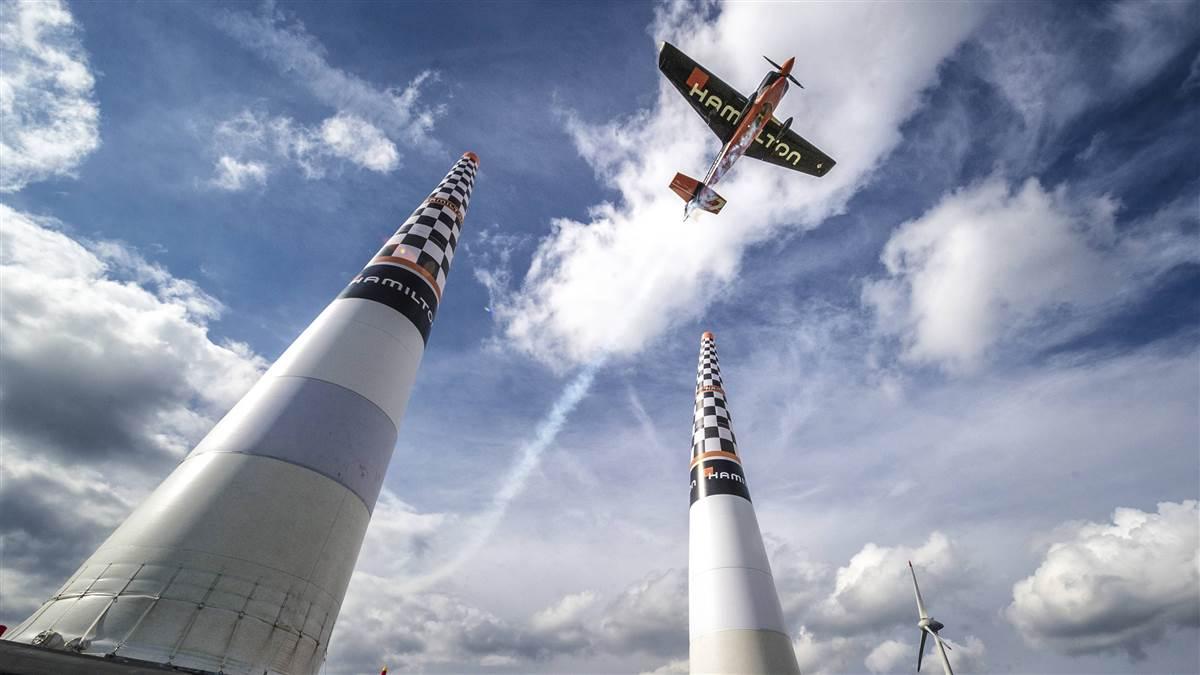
(688, 332, 799, 674)
(7, 154, 480, 675)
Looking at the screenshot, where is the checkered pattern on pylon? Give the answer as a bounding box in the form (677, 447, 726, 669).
(692, 335, 739, 458)
(372, 154, 478, 294)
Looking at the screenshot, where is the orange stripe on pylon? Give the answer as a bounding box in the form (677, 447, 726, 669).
(690, 450, 741, 470)
(367, 256, 442, 300)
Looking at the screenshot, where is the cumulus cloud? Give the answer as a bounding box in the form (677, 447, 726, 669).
(0, 0, 100, 192)
(0, 204, 266, 461)
(865, 635, 986, 674)
(329, 532, 968, 673)
(863, 177, 1197, 372)
(331, 569, 667, 673)
(639, 659, 688, 675)
(0, 204, 266, 627)
(0, 448, 137, 620)
(1007, 500, 1200, 659)
(328, 587, 530, 673)
(488, 1, 986, 366)
(215, 5, 440, 147)
(598, 568, 689, 657)
(208, 109, 399, 188)
(865, 638, 909, 673)
(763, 532, 984, 674)
(791, 627, 856, 675)
(812, 532, 963, 634)
(327, 494, 609, 673)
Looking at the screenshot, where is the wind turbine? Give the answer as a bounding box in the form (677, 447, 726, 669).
(909, 561, 954, 675)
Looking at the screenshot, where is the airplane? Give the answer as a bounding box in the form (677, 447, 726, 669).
(658, 41, 836, 218)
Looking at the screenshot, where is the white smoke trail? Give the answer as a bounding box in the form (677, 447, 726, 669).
(398, 224, 673, 592)
(398, 358, 605, 591)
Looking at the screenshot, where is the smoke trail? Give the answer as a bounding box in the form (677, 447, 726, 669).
(399, 358, 605, 591)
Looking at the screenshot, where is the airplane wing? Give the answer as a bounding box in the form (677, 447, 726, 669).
(658, 41, 747, 143)
(745, 117, 837, 177)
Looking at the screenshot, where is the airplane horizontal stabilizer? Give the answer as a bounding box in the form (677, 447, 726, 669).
(670, 172, 702, 202)
(670, 173, 725, 215)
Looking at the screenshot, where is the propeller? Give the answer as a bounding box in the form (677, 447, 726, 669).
(763, 55, 803, 88)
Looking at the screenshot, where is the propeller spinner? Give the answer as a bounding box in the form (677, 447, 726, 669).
(763, 55, 803, 88)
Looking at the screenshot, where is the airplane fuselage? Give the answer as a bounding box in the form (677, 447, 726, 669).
(688, 72, 790, 216)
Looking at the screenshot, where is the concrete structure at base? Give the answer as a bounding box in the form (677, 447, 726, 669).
(688, 332, 799, 675)
(4, 153, 480, 675)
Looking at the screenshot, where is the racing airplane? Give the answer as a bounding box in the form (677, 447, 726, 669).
(658, 41, 836, 218)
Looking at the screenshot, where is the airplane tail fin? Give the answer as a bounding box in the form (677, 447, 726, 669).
(669, 173, 726, 214)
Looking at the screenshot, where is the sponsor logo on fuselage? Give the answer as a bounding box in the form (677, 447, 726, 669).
(690, 457, 751, 505)
(339, 263, 439, 343)
(686, 77, 807, 167)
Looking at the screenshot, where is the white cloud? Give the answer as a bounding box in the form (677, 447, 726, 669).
(0, 0, 100, 192)
(865, 638, 908, 673)
(0, 204, 266, 458)
(530, 591, 597, 633)
(638, 659, 689, 675)
(0, 448, 138, 619)
(866, 635, 987, 674)
(1007, 500, 1200, 659)
(597, 568, 688, 657)
(933, 635, 986, 674)
(489, 2, 987, 367)
(209, 109, 399, 188)
(327, 494, 608, 672)
(791, 627, 856, 675)
(813, 532, 962, 634)
(0, 203, 266, 627)
(465, 223, 532, 313)
(215, 6, 440, 148)
(863, 177, 1196, 372)
(319, 113, 398, 172)
(211, 155, 267, 190)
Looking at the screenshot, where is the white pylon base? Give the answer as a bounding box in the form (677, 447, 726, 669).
(690, 629, 801, 675)
(10, 452, 370, 674)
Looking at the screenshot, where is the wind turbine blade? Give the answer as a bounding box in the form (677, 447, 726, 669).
(933, 632, 954, 675)
(917, 629, 927, 672)
(909, 561, 930, 619)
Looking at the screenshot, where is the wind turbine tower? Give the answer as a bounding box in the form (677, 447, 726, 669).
(909, 561, 954, 675)
(5, 154, 480, 675)
(688, 332, 799, 674)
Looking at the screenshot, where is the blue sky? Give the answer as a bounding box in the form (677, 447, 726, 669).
(1, 1, 1198, 673)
